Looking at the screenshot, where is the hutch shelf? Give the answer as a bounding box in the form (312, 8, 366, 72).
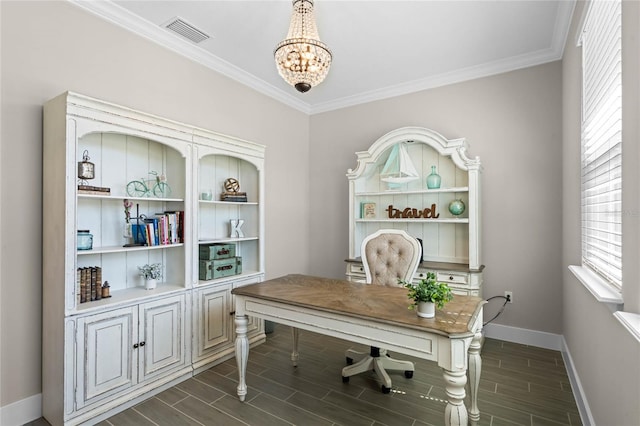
(346, 127, 484, 296)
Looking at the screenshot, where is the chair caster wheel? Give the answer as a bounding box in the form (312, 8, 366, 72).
(342, 376, 350, 383)
(404, 370, 413, 378)
(381, 385, 391, 394)
(346, 357, 353, 365)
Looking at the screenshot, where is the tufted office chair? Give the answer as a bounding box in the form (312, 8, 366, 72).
(341, 229, 422, 393)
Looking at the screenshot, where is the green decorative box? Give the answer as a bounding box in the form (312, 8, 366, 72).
(199, 243, 236, 260)
(199, 258, 235, 280)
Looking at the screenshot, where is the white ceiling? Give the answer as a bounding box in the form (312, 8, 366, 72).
(72, 0, 576, 115)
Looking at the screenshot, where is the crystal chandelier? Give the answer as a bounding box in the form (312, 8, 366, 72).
(274, 0, 332, 93)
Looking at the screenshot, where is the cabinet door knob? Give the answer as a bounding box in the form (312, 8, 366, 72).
(449, 276, 454, 280)
(133, 343, 139, 349)
(230, 311, 236, 316)
(139, 341, 146, 347)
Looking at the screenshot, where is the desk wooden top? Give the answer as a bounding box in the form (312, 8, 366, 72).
(232, 274, 485, 336)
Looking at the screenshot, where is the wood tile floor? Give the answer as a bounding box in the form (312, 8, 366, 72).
(30, 323, 582, 426)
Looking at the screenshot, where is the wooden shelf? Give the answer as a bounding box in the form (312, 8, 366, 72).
(76, 243, 184, 255)
(78, 194, 184, 202)
(199, 200, 258, 206)
(73, 284, 185, 314)
(355, 218, 468, 224)
(354, 187, 469, 196)
(195, 270, 262, 286)
(198, 237, 259, 244)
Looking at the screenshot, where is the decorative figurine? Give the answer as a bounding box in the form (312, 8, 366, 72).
(230, 219, 245, 238)
(221, 177, 247, 202)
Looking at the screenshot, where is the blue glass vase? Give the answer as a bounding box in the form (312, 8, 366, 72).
(426, 166, 441, 189)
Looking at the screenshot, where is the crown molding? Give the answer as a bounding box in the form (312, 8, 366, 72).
(68, 0, 312, 114)
(311, 0, 575, 115)
(68, 0, 574, 116)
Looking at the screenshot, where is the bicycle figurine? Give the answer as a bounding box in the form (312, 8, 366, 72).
(126, 171, 172, 198)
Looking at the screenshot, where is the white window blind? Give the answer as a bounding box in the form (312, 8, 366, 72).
(580, 0, 622, 288)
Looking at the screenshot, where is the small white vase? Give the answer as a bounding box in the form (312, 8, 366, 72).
(145, 278, 157, 290)
(416, 301, 435, 318)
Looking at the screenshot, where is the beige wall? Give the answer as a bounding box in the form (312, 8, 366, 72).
(562, 1, 640, 424)
(309, 61, 564, 334)
(0, 0, 310, 407)
(3, 0, 639, 423)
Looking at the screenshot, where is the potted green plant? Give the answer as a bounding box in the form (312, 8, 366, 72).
(400, 272, 453, 318)
(138, 263, 162, 290)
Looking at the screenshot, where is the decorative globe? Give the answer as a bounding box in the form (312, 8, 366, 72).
(224, 178, 240, 193)
(448, 199, 466, 216)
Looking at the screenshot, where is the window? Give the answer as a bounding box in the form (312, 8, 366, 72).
(579, 0, 622, 288)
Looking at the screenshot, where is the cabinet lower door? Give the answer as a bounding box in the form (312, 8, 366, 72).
(195, 284, 233, 359)
(139, 295, 187, 381)
(76, 307, 137, 410)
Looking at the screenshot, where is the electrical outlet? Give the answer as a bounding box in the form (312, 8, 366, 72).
(504, 291, 513, 303)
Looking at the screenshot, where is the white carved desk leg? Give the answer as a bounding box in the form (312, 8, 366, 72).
(291, 327, 299, 367)
(468, 331, 483, 424)
(443, 369, 468, 426)
(235, 314, 249, 401)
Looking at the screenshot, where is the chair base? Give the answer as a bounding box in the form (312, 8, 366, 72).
(341, 347, 415, 393)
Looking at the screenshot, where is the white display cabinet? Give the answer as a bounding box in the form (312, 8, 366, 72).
(191, 131, 266, 372)
(42, 92, 265, 425)
(346, 127, 484, 295)
(194, 145, 264, 283)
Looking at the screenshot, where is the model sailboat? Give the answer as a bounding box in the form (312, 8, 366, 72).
(380, 142, 419, 188)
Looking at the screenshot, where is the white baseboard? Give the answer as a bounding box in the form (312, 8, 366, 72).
(561, 336, 595, 426)
(483, 322, 563, 350)
(0, 393, 41, 426)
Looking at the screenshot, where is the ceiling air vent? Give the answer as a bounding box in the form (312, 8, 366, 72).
(163, 17, 210, 44)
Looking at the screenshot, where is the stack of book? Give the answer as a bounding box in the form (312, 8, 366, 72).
(78, 185, 111, 195)
(220, 191, 247, 202)
(77, 266, 106, 303)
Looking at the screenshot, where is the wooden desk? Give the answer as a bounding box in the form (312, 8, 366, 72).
(232, 274, 485, 426)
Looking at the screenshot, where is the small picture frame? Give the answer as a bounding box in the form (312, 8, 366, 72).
(361, 202, 376, 219)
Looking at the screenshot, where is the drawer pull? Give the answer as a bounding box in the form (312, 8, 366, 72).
(449, 276, 454, 281)
(217, 265, 234, 271)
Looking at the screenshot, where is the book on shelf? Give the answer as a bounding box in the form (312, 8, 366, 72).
(77, 185, 111, 195)
(132, 224, 148, 245)
(361, 202, 376, 219)
(78, 189, 112, 196)
(135, 210, 185, 245)
(220, 192, 248, 202)
(77, 266, 103, 303)
(127, 211, 185, 247)
(144, 217, 160, 246)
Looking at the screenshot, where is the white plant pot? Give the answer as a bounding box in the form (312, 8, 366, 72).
(416, 301, 435, 318)
(145, 278, 157, 290)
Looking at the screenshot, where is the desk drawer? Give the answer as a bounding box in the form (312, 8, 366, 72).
(436, 272, 468, 285)
(349, 264, 365, 274)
